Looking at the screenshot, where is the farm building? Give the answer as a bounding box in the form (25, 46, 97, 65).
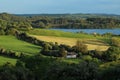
(66, 52, 77, 58)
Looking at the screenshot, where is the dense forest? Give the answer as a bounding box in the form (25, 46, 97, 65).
(0, 13, 120, 30)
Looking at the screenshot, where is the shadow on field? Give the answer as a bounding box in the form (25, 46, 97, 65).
(84, 40, 109, 46)
(25, 45, 41, 49)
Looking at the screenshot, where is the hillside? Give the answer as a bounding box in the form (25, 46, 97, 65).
(32, 35, 109, 51)
(0, 13, 120, 29)
(0, 36, 40, 55)
(0, 13, 120, 80)
(27, 29, 109, 51)
(27, 29, 102, 39)
(0, 56, 16, 65)
(16, 13, 120, 19)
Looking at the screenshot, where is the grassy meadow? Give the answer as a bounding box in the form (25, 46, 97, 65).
(0, 56, 17, 66)
(32, 35, 109, 51)
(62, 58, 82, 64)
(0, 36, 40, 55)
(27, 29, 103, 39)
(27, 29, 110, 51)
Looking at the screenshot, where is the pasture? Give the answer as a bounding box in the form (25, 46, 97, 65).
(32, 35, 109, 51)
(0, 36, 40, 55)
(27, 29, 103, 39)
(0, 56, 17, 65)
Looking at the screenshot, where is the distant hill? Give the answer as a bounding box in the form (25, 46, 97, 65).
(0, 13, 120, 29)
(15, 13, 120, 19)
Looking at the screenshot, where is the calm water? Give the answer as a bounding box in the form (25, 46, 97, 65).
(51, 29, 120, 35)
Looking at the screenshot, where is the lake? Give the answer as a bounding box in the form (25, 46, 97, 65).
(51, 29, 120, 35)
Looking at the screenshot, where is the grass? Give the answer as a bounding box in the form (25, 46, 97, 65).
(62, 58, 81, 64)
(32, 35, 109, 51)
(100, 60, 120, 69)
(0, 36, 40, 55)
(0, 56, 17, 66)
(27, 29, 103, 39)
(27, 29, 110, 51)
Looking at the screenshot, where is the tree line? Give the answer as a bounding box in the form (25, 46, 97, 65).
(0, 48, 24, 58)
(15, 31, 120, 62)
(0, 54, 120, 80)
(0, 13, 120, 30)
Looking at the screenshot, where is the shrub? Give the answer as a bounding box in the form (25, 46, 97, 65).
(111, 37, 120, 47)
(72, 40, 88, 54)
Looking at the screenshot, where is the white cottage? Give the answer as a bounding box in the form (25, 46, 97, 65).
(66, 52, 77, 58)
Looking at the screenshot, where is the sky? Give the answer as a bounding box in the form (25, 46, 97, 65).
(0, 0, 120, 15)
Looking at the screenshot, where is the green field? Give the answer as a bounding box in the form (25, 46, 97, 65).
(0, 36, 40, 55)
(62, 58, 82, 64)
(0, 56, 17, 65)
(28, 29, 110, 51)
(27, 29, 103, 39)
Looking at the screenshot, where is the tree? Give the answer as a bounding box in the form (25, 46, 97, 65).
(38, 22, 45, 28)
(20, 55, 56, 80)
(111, 37, 120, 47)
(5, 28, 18, 35)
(0, 62, 35, 80)
(0, 29, 5, 35)
(59, 48, 67, 57)
(72, 40, 88, 54)
(45, 61, 98, 80)
(82, 55, 93, 61)
(101, 65, 120, 80)
(103, 46, 120, 61)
